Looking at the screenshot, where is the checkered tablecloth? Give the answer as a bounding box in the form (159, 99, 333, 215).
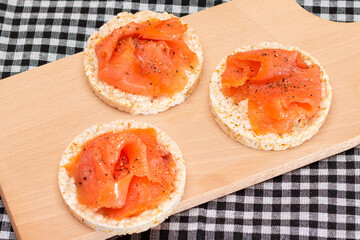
(1, 1, 359, 239)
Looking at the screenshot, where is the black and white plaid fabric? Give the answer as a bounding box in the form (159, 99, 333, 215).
(299, 0, 360, 22)
(1, 1, 359, 239)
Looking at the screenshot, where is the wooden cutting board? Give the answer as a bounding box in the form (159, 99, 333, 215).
(1, 0, 360, 239)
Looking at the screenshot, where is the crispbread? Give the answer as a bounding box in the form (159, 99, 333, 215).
(210, 42, 332, 150)
(58, 120, 186, 234)
(84, 11, 203, 114)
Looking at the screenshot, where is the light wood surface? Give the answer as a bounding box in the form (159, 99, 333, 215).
(1, 0, 360, 239)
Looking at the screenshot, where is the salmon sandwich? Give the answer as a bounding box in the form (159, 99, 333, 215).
(210, 42, 332, 150)
(84, 11, 203, 114)
(58, 120, 186, 234)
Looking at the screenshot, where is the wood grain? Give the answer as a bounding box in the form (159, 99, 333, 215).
(1, 0, 360, 239)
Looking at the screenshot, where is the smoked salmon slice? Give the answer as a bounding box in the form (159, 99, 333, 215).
(65, 128, 176, 218)
(222, 49, 322, 135)
(100, 176, 171, 220)
(95, 18, 198, 97)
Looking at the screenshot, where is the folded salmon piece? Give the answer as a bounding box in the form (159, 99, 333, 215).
(95, 18, 198, 97)
(222, 49, 321, 135)
(65, 128, 176, 218)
